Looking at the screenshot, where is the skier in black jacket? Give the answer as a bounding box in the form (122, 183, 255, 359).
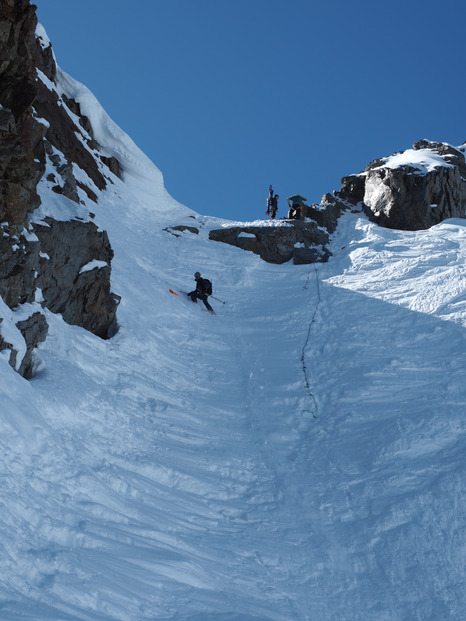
(188, 272, 215, 313)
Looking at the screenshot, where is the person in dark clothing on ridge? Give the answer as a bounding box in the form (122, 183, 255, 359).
(270, 194, 279, 220)
(188, 272, 215, 313)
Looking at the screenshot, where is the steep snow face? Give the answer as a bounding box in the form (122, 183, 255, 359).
(1, 61, 466, 620)
(55, 67, 168, 194)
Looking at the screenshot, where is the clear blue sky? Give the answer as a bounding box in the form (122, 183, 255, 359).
(35, 0, 466, 222)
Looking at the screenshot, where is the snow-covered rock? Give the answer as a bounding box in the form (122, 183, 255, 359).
(339, 139, 466, 230)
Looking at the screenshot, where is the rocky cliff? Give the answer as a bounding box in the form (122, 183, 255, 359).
(0, 0, 119, 377)
(338, 140, 466, 230)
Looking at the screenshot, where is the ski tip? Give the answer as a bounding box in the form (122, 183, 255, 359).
(169, 289, 179, 296)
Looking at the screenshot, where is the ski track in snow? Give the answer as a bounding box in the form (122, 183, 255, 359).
(2, 67, 466, 621)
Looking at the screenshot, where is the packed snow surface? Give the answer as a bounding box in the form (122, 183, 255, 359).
(2, 65, 466, 620)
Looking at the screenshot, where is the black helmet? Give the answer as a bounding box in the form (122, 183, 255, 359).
(194, 272, 201, 278)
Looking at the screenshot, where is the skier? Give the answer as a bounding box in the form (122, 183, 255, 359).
(188, 272, 215, 313)
(287, 194, 308, 220)
(270, 194, 279, 220)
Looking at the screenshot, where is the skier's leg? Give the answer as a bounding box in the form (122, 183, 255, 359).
(201, 295, 213, 312)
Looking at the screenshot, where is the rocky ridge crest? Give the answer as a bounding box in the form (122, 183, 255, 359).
(201, 140, 466, 264)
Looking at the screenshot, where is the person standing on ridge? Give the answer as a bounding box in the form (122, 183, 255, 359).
(270, 194, 279, 220)
(287, 193, 308, 220)
(188, 272, 215, 314)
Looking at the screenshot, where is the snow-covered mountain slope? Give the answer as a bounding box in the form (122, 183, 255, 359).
(2, 65, 466, 620)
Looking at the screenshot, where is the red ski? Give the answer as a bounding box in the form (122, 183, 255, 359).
(169, 289, 216, 314)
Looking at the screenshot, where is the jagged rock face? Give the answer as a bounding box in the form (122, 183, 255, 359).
(338, 140, 466, 230)
(301, 194, 343, 234)
(35, 218, 119, 338)
(0, 0, 46, 226)
(0, 221, 39, 307)
(0, 0, 120, 376)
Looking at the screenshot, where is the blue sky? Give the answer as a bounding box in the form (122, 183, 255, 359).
(35, 0, 466, 222)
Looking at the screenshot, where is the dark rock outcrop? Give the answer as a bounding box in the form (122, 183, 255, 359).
(0, 310, 47, 379)
(301, 193, 344, 234)
(209, 220, 331, 264)
(0, 222, 39, 307)
(207, 194, 350, 264)
(0, 0, 121, 376)
(337, 140, 466, 230)
(35, 218, 119, 338)
(164, 225, 199, 237)
(15, 310, 48, 378)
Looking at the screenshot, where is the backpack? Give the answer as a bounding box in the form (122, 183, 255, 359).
(204, 279, 212, 295)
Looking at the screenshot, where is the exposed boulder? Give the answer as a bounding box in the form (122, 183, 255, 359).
(0, 309, 47, 379)
(164, 225, 199, 237)
(15, 310, 48, 378)
(337, 140, 466, 230)
(35, 218, 119, 338)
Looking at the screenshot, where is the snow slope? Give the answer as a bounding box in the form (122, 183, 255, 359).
(1, 65, 466, 620)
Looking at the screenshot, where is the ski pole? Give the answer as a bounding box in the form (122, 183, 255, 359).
(181, 290, 225, 304)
